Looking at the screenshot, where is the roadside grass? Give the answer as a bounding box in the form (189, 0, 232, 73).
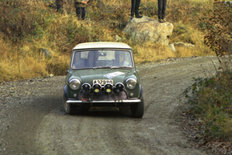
(0, 0, 215, 81)
(0, 55, 48, 81)
(133, 43, 176, 63)
(185, 70, 232, 142)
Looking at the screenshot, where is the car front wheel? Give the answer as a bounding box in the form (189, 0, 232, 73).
(63, 96, 74, 114)
(130, 98, 144, 118)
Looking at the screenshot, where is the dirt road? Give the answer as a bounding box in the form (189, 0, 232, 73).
(0, 56, 219, 155)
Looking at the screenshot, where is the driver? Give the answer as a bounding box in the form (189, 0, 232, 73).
(87, 51, 99, 67)
(118, 52, 131, 67)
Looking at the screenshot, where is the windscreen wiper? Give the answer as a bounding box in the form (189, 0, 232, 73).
(111, 66, 131, 69)
(92, 66, 112, 69)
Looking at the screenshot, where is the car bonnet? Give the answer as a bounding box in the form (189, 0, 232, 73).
(71, 68, 135, 85)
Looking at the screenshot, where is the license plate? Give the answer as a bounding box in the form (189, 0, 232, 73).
(93, 79, 113, 86)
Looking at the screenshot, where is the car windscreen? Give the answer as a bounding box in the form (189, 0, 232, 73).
(71, 50, 133, 69)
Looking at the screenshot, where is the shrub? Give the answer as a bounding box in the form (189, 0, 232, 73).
(140, 1, 157, 17)
(185, 71, 232, 141)
(88, 0, 129, 30)
(46, 55, 70, 75)
(0, 0, 48, 42)
(203, 2, 232, 58)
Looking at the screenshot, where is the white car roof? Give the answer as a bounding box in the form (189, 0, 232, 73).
(73, 42, 132, 50)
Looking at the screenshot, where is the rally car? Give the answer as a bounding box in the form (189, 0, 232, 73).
(63, 42, 144, 118)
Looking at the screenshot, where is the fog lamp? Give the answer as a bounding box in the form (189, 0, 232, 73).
(104, 83, 113, 94)
(94, 88, 100, 93)
(113, 83, 124, 93)
(93, 83, 101, 94)
(106, 88, 112, 93)
(82, 83, 91, 91)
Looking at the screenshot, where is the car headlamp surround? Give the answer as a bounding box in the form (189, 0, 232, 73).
(126, 78, 137, 89)
(69, 79, 81, 90)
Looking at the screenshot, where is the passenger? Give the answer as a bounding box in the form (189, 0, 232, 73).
(118, 53, 131, 67)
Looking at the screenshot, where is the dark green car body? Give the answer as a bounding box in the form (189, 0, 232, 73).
(65, 68, 141, 99)
(63, 42, 144, 118)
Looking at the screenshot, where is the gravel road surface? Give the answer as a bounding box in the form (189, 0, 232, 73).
(0, 56, 220, 155)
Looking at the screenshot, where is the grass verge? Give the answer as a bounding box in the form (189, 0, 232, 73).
(184, 70, 232, 150)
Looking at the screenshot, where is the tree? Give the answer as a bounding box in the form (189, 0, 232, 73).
(204, 2, 232, 55)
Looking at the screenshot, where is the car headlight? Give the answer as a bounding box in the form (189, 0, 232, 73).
(126, 78, 137, 89)
(69, 79, 81, 90)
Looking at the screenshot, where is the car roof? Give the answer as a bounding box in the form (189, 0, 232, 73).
(73, 42, 132, 50)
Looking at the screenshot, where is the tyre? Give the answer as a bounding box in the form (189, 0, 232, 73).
(130, 98, 144, 118)
(63, 96, 75, 114)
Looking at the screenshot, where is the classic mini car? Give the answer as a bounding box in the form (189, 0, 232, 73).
(63, 42, 144, 118)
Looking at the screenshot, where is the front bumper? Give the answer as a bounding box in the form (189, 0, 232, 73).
(66, 99, 141, 105)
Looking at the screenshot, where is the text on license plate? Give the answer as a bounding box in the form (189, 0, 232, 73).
(93, 79, 113, 86)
